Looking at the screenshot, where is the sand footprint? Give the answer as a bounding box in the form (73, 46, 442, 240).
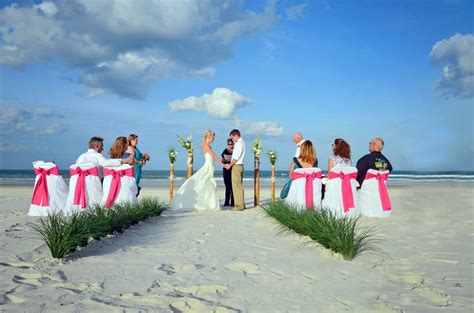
(374, 294, 405, 313)
(156, 263, 176, 275)
(411, 280, 453, 307)
(0, 261, 34, 269)
(169, 297, 214, 313)
(174, 285, 227, 296)
(225, 262, 260, 274)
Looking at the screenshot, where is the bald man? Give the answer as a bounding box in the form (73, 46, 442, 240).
(356, 137, 393, 186)
(292, 132, 306, 158)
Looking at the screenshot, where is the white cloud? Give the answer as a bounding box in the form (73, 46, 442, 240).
(235, 118, 284, 136)
(169, 88, 253, 119)
(284, 3, 308, 21)
(0, 143, 29, 152)
(40, 123, 64, 135)
(429, 33, 474, 98)
(0, 105, 65, 135)
(0, 1, 277, 99)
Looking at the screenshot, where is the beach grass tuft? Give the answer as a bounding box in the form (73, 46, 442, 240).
(263, 200, 380, 260)
(30, 198, 166, 259)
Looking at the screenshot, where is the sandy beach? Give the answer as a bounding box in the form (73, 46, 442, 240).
(0, 183, 473, 312)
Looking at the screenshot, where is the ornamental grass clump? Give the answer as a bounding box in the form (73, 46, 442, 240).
(264, 200, 380, 260)
(30, 198, 166, 259)
(29, 211, 89, 258)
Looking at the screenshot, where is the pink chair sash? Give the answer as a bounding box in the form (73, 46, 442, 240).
(292, 171, 322, 209)
(69, 167, 99, 208)
(103, 167, 135, 208)
(31, 167, 60, 206)
(328, 171, 357, 212)
(365, 172, 391, 211)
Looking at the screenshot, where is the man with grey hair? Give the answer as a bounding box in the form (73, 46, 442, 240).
(76, 136, 134, 180)
(356, 137, 393, 186)
(292, 132, 305, 158)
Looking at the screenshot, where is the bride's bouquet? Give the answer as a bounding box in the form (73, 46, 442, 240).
(252, 135, 262, 158)
(177, 135, 194, 153)
(141, 153, 150, 162)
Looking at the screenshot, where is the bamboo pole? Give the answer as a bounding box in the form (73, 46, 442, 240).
(187, 152, 193, 178)
(271, 164, 276, 203)
(254, 155, 260, 206)
(169, 163, 174, 204)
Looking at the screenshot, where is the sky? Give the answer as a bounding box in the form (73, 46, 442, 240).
(0, 0, 473, 172)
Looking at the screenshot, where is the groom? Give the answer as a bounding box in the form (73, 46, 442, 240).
(225, 129, 246, 211)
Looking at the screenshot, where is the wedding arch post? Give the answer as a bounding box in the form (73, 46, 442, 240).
(252, 136, 262, 206)
(187, 152, 193, 178)
(168, 147, 177, 204)
(177, 135, 194, 178)
(267, 150, 277, 203)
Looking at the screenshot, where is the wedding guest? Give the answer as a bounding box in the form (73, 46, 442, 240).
(225, 129, 246, 211)
(109, 136, 128, 158)
(356, 137, 393, 186)
(124, 134, 146, 195)
(292, 132, 306, 158)
(282, 140, 319, 199)
(328, 138, 352, 172)
(75, 136, 133, 180)
(289, 140, 318, 176)
(221, 138, 235, 207)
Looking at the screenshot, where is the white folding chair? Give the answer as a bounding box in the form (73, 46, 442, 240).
(101, 164, 138, 207)
(359, 169, 391, 217)
(285, 167, 322, 212)
(28, 161, 68, 216)
(322, 166, 360, 218)
(64, 163, 102, 215)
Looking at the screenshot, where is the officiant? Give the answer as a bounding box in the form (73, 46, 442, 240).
(221, 138, 235, 207)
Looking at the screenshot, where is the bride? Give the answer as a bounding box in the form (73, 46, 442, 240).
(171, 130, 224, 211)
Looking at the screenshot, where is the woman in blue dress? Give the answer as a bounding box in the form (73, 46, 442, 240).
(124, 134, 146, 196)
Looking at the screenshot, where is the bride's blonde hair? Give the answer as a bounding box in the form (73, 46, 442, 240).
(202, 129, 215, 146)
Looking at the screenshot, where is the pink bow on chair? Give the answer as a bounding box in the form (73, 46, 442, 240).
(292, 171, 322, 209)
(69, 167, 99, 208)
(328, 171, 357, 212)
(31, 167, 60, 206)
(365, 172, 391, 211)
(103, 167, 135, 208)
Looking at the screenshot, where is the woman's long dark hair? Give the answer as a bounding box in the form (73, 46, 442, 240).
(334, 138, 351, 159)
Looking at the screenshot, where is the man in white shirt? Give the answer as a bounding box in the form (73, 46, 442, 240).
(75, 136, 134, 179)
(225, 129, 246, 211)
(293, 132, 306, 158)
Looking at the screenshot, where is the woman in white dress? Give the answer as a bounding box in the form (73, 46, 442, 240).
(171, 130, 224, 211)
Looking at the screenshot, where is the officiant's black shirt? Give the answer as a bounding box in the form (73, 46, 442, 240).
(356, 151, 393, 186)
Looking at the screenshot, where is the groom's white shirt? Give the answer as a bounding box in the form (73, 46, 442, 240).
(232, 138, 246, 165)
(75, 149, 122, 179)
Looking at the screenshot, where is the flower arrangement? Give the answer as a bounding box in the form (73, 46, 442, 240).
(141, 153, 150, 162)
(267, 150, 277, 165)
(168, 147, 177, 164)
(252, 135, 262, 158)
(177, 135, 193, 153)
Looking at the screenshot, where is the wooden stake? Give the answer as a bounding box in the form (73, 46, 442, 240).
(271, 164, 276, 203)
(187, 152, 193, 178)
(169, 163, 174, 204)
(254, 155, 260, 206)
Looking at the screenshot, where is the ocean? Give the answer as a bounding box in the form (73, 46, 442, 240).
(1, 169, 473, 187)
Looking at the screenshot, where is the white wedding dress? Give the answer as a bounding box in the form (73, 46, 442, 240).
(171, 152, 221, 211)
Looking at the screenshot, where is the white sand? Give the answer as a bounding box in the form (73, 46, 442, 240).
(0, 183, 473, 312)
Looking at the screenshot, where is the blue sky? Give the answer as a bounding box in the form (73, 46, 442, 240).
(0, 0, 473, 171)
